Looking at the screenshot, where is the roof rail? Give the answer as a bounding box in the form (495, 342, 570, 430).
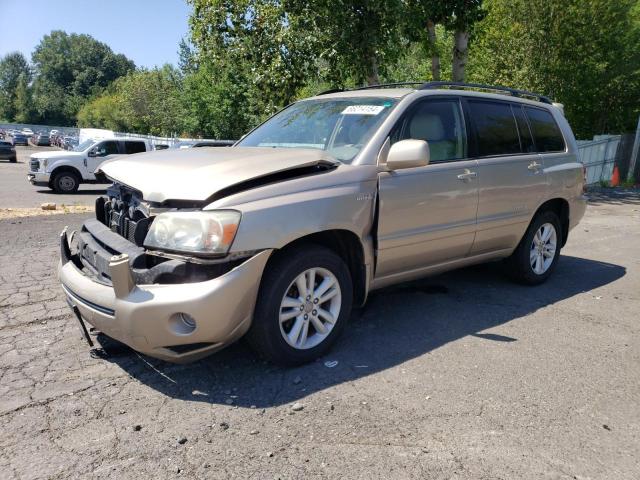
(354, 82, 425, 91)
(317, 88, 344, 95)
(419, 81, 553, 104)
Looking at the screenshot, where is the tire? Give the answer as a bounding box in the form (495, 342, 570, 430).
(506, 210, 562, 285)
(10, 156, 17, 163)
(51, 170, 80, 193)
(246, 244, 353, 366)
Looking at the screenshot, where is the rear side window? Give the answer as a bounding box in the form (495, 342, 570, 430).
(513, 106, 535, 153)
(524, 107, 565, 152)
(467, 100, 521, 156)
(124, 141, 146, 154)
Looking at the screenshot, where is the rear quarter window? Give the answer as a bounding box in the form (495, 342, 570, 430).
(524, 107, 565, 152)
(124, 141, 146, 154)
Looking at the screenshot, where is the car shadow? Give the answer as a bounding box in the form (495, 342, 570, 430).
(587, 188, 640, 205)
(97, 255, 625, 408)
(36, 189, 106, 195)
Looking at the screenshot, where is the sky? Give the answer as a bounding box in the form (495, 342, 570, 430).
(0, 0, 192, 68)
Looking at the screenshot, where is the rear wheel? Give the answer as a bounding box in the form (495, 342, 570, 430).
(246, 245, 353, 366)
(506, 210, 562, 285)
(51, 170, 80, 193)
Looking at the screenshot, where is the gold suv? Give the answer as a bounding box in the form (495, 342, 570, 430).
(59, 82, 587, 365)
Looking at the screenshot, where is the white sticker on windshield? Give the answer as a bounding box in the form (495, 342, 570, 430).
(341, 105, 385, 115)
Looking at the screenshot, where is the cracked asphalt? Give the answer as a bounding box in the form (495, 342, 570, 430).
(1, 190, 639, 479)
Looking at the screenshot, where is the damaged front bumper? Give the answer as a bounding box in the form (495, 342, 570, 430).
(58, 226, 272, 363)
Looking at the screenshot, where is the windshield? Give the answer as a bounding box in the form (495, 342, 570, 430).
(74, 139, 96, 152)
(238, 97, 398, 163)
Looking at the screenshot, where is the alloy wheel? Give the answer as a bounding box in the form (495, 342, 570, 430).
(279, 267, 342, 350)
(530, 222, 557, 275)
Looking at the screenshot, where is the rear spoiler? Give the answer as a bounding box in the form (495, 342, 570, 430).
(552, 102, 565, 116)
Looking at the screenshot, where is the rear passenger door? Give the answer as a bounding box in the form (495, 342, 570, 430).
(122, 140, 147, 155)
(464, 99, 548, 255)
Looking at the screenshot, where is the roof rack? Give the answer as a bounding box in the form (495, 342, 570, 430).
(316, 81, 553, 104)
(419, 81, 553, 104)
(354, 82, 426, 91)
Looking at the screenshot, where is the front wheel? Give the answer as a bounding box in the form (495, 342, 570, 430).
(506, 211, 562, 285)
(246, 245, 353, 366)
(51, 171, 80, 193)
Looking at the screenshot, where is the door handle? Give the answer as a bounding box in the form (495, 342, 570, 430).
(457, 169, 477, 181)
(528, 161, 542, 171)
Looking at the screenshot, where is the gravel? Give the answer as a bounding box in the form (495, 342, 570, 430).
(1, 190, 639, 479)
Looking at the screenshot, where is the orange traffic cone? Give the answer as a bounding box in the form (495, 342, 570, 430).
(610, 165, 620, 187)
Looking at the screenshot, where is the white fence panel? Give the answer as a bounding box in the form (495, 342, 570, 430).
(577, 136, 621, 185)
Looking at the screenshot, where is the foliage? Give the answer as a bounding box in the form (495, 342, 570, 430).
(299, 0, 406, 86)
(78, 65, 186, 136)
(31, 30, 135, 125)
(187, 0, 320, 134)
(0, 52, 32, 122)
(468, 0, 640, 138)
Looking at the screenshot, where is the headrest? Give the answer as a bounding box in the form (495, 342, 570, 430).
(409, 114, 445, 141)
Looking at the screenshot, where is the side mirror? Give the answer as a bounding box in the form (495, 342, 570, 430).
(87, 149, 97, 157)
(386, 139, 430, 170)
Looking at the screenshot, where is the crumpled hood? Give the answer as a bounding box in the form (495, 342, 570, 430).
(99, 147, 339, 203)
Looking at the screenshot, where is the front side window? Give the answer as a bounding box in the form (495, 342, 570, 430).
(468, 100, 521, 157)
(237, 97, 398, 163)
(525, 107, 565, 152)
(94, 141, 119, 157)
(124, 141, 146, 154)
(397, 99, 466, 162)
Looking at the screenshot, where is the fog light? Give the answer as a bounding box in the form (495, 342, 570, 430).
(169, 312, 197, 335)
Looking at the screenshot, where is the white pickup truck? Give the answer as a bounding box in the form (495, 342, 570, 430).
(27, 138, 151, 193)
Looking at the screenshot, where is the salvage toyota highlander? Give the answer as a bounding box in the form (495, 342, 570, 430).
(59, 82, 587, 365)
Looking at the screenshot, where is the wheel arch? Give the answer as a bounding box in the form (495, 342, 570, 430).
(268, 229, 368, 307)
(533, 198, 570, 247)
(51, 164, 82, 179)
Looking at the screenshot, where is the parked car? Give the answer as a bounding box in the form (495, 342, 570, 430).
(28, 138, 151, 192)
(21, 127, 34, 137)
(62, 136, 79, 150)
(11, 133, 28, 146)
(34, 133, 51, 146)
(0, 141, 17, 162)
(58, 82, 586, 365)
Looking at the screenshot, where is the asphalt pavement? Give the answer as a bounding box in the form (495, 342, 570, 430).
(0, 189, 639, 479)
(0, 145, 106, 208)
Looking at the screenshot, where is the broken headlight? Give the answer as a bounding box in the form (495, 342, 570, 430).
(144, 210, 241, 256)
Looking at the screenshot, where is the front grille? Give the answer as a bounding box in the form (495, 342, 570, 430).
(30, 159, 39, 171)
(95, 194, 152, 247)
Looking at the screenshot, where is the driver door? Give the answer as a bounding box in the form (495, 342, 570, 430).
(375, 97, 479, 282)
(85, 140, 119, 179)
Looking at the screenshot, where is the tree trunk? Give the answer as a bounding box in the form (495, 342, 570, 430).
(452, 30, 469, 82)
(367, 55, 380, 85)
(426, 19, 440, 81)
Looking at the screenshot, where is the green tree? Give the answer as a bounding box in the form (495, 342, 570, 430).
(469, 0, 640, 138)
(300, 0, 405, 86)
(189, 0, 318, 124)
(76, 93, 125, 131)
(78, 65, 185, 137)
(13, 73, 36, 123)
(31, 30, 135, 125)
(0, 52, 31, 121)
(404, 0, 485, 81)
